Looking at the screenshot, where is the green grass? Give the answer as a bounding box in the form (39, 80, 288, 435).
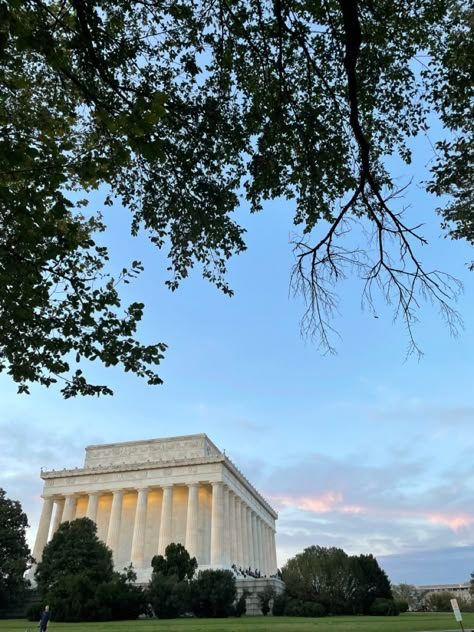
(2, 613, 473, 632)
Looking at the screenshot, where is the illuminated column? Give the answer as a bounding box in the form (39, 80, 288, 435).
(185, 483, 199, 559)
(50, 498, 65, 536)
(256, 517, 264, 573)
(106, 490, 123, 556)
(242, 502, 249, 568)
(158, 485, 173, 555)
(246, 506, 253, 568)
(222, 486, 230, 566)
(61, 494, 76, 523)
(229, 491, 237, 564)
(265, 524, 271, 575)
(271, 528, 277, 574)
(210, 481, 224, 566)
(86, 492, 100, 523)
(131, 488, 148, 567)
(235, 497, 243, 567)
(251, 511, 258, 569)
(31, 496, 54, 563)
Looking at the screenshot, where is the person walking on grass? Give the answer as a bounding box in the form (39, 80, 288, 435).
(39, 605, 50, 632)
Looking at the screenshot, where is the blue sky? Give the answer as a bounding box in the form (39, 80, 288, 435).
(1, 138, 473, 587)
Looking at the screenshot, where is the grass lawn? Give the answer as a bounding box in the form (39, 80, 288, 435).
(2, 614, 473, 632)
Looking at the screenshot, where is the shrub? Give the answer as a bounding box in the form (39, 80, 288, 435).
(26, 602, 43, 622)
(302, 601, 326, 617)
(258, 585, 274, 616)
(370, 598, 400, 616)
(147, 573, 191, 619)
(234, 589, 250, 617)
(285, 598, 304, 616)
(191, 569, 236, 618)
(272, 593, 287, 616)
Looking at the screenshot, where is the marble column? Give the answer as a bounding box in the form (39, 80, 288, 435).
(260, 523, 267, 575)
(256, 517, 264, 573)
(246, 506, 253, 568)
(210, 481, 224, 566)
(106, 490, 123, 556)
(131, 488, 148, 567)
(271, 528, 277, 574)
(31, 496, 54, 562)
(222, 486, 230, 566)
(229, 491, 237, 564)
(158, 485, 173, 555)
(251, 511, 258, 570)
(235, 497, 243, 567)
(241, 502, 249, 568)
(185, 483, 199, 559)
(50, 498, 65, 536)
(86, 492, 100, 522)
(61, 494, 76, 523)
(265, 524, 271, 575)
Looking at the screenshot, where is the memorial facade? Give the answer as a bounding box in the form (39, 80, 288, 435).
(31, 434, 278, 582)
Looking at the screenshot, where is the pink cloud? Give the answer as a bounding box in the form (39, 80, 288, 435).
(426, 513, 474, 530)
(269, 491, 363, 514)
(268, 491, 474, 533)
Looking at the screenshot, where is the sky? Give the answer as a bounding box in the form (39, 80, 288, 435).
(1, 137, 474, 588)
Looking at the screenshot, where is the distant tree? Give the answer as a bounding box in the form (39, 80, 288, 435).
(392, 583, 420, 610)
(148, 543, 196, 619)
(426, 590, 456, 612)
(0, 488, 33, 610)
(191, 569, 237, 618)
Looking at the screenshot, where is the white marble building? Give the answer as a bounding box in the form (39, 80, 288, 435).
(31, 434, 278, 582)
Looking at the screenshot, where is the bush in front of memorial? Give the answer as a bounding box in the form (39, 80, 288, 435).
(33, 523, 244, 621)
(32, 518, 148, 622)
(147, 543, 240, 619)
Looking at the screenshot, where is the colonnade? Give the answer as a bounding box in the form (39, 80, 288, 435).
(32, 481, 277, 576)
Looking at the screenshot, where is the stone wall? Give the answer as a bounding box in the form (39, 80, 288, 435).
(235, 577, 285, 615)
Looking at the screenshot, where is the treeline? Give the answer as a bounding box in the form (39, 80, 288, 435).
(276, 545, 400, 617)
(30, 518, 246, 621)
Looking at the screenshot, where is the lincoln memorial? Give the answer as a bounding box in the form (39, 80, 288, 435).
(31, 434, 278, 582)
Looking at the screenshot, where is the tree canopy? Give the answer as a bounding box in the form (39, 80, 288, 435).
(1, 0, 472, 395)
(0, 488, 33, 610)
(282, 545, 393, 615)
(34, 517, 146, 621)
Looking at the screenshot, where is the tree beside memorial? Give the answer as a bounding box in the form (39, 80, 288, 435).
(0, 488, 33, 611)
(34, 517, 147, 621)
(279, 545, 397, 616)
(147, 543, 197, 618)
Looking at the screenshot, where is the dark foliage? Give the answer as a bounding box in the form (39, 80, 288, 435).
(147, 543, 196, 619)
(370, 597, 400, 616)
(0, 488, 33, 610)
(234, 589, 250, 617)
(191, 569, 237, 618)
(151, 543, 197, 582)
(35, 518, 146, 621)
(0, 1, 471, 397)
